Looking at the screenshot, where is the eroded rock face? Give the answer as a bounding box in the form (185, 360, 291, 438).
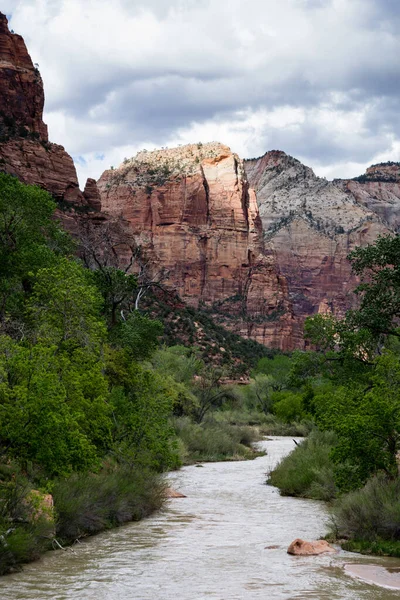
(287, 538, 336, 555)
(245, 151, 393, 324)
(98, 143, 297, 349)
(0, 12, 95, 207)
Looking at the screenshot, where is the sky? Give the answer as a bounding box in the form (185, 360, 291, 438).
(4, 0, 400, 186)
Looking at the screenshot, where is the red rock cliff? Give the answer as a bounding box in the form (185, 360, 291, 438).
(245, 151, 397, 327)
(0, 12, 98, 208)
(98, 144, 298, 349)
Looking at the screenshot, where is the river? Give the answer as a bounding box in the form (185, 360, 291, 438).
(1, 436, 400, 599)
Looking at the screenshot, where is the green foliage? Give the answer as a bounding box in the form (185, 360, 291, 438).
(28, 258, 106, 350)
(313, 351, 400, 491)
(53, 466, 165, 542)
(347, 234, 400, 339)
(0, 173, 72, 324)
(299, 235, 400, 501)
(331, 474, 400, 543)
(254, 354, 292, 388)
(272, 391, 307, 423)
(0, 467, 54, 575)
(106, 348, 180, 471)
(110, 312, 163, 360)
(268, 430, 337, 500)
(191, 365, 238, 423)
(173, 417, 262, 464)
(0, 337, 111, 477)
(91, 267, 137, 326)
(240, 374, 275, 414)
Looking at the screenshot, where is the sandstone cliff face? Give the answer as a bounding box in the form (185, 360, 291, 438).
(244, 151, 395, 322)
(0, 12, 98, 208)
(98, 144, 297, 349)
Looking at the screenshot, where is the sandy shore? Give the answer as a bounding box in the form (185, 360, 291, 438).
(345, 563, 400, 591)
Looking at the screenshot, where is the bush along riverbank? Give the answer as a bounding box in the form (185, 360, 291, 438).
(267, 233, 400, 557)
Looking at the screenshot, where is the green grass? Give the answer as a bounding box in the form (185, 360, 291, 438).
(173, 416, 265, 464)
(341, 540, 400, 558)
(268, 429, 337, 500)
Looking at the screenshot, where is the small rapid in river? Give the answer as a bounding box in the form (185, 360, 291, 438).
(2, 436, 400, 599)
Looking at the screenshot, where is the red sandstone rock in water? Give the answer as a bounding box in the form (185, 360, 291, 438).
(97, 143, 298, 350)
(287, 538, 336, 555)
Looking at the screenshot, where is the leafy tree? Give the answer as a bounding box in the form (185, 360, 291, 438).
(272, 391, 306, 423)
(110, 312, 163, 361)
(314, 351, 400, 491)
(105, 348, 179, 470)
(151, 345, 202, 385)
(191, 366, 237, 423)
(92, 267, 138, 326)
(0, 338, 111, 477)
(0, 173, 71, 325)
(28, 258, 106, 351)
(253, 354, 292, 390)
(347, 234, 400, 339)
(305, 234, 400, 360)
(242, 374, 275, 414)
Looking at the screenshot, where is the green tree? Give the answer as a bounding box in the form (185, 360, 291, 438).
(0, 338, 111, 477)
(314, 351, 400, 491)
(106, 348, 179, 471)
(28, 258, 106, 350)
(0, 173, 71, 326)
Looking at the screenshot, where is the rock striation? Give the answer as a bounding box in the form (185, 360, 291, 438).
(245, 151, 396, 324)
(97, 144, 297, 349)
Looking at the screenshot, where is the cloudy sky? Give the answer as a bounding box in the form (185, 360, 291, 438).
(4, 0, 400, 185)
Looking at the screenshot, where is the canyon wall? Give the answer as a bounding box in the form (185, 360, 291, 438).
(245, 152, 399, 323)
(0, 12, 98, 211)
(97, 144, 298, 349)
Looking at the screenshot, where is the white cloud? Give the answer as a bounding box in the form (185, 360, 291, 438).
(6, 0, 400, 184)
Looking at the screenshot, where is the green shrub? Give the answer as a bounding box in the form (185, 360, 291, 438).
(331, 474, 400, 544)
(0, 470, 54, 575)
(268, 429, 337, 500)
(173, 417, 262, 463)
(53, 467, 165, 542)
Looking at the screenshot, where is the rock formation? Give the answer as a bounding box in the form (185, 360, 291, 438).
(245, 151, 397, 324)
(97, 144, 297, 349)
(287, 538, 336, 555)
(0, 12, 97, 209)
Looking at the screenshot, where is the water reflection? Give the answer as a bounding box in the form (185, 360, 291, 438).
(1, 437, 400, 599)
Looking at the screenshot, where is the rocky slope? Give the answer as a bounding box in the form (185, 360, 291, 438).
(245, 151, 397, 321)
(0, 12, 98, 210)
(97, 144, 298, 349)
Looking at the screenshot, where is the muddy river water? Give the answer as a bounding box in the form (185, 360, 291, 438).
(1, 436, 400, 599)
